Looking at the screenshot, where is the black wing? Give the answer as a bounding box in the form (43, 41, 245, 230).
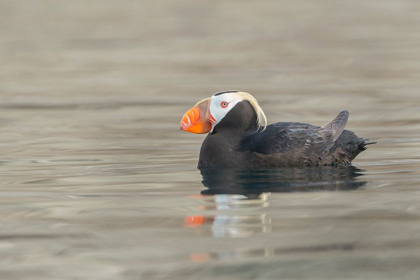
(239, 111, 349, 157)
(322, 110, 349, 141)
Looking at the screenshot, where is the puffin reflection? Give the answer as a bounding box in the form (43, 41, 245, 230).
(185, 167, 365, 239)
(184, 193, 272, 238)
(200, 166, 366, 195)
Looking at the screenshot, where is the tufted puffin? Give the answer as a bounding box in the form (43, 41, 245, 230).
(180, 91, 374, 169)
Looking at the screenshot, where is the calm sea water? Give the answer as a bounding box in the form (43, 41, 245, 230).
(1, 1, 420, 279)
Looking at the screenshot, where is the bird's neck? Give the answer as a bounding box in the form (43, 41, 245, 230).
(211, 101, 259, 137)
(197, 102, 259, 169)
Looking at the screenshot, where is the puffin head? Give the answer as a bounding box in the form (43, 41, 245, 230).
(180, 90, 267, 134)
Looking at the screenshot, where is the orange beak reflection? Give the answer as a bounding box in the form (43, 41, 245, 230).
(180, 98, 212, 134)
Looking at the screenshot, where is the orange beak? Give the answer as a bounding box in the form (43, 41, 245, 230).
(180, 98, 212, 134)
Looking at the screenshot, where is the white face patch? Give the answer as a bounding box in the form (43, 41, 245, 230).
(209, 92, 243, 131)
(207, 91, 268, 133)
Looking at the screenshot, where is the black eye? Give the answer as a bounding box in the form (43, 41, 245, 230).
(220, 101, 228, 108)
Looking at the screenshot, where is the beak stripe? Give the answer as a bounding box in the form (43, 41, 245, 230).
(209, 114, 217, 124)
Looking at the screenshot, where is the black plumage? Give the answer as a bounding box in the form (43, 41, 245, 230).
(198, 101, 373, 169)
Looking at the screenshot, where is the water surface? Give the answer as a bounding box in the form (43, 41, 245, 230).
(1, 0, 420, 279)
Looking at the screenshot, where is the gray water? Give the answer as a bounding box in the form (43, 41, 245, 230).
(1, 1, 420, 279)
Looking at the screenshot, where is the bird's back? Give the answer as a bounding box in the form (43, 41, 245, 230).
(239, 121, 368, 167)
